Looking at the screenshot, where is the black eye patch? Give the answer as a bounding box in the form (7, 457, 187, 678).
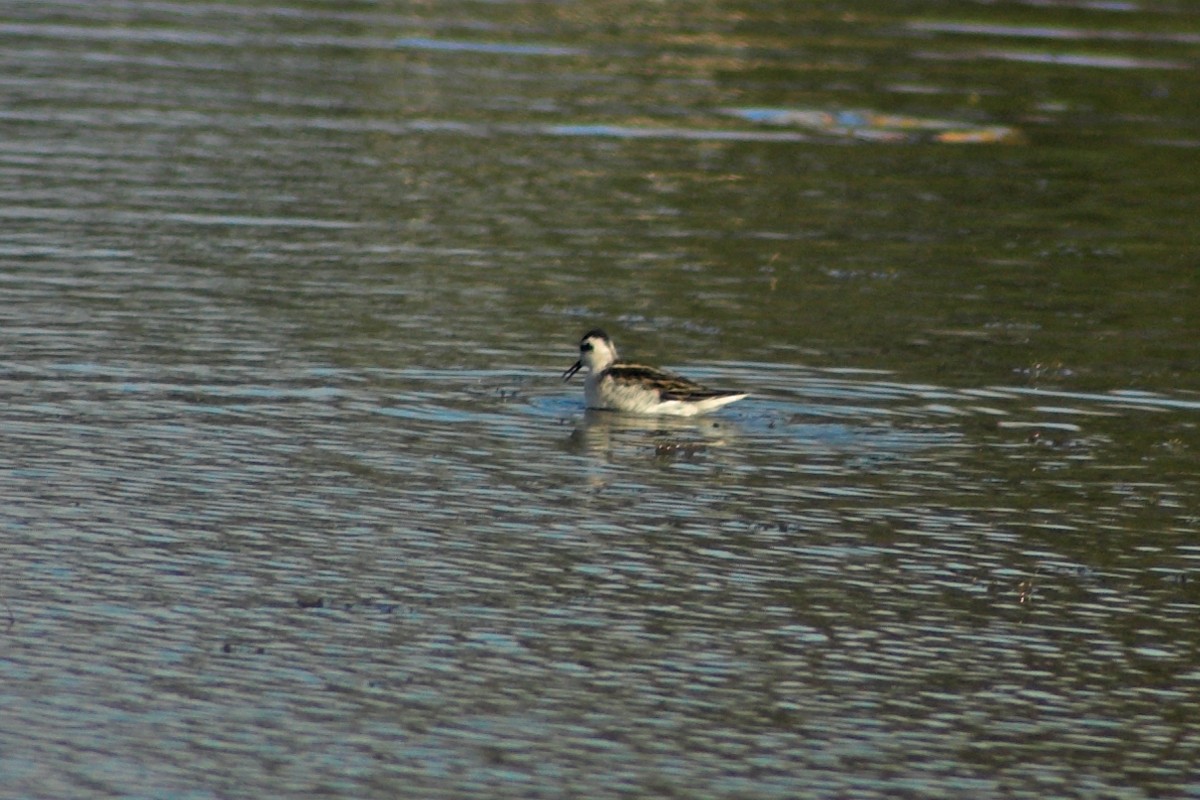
(580, 342, 594, 352)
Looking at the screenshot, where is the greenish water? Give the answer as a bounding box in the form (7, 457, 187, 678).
(1, 1, 1198, 798)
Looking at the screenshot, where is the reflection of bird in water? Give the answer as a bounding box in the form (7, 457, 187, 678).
(563, 329, 747, 416)
(565, 408, 740, 464)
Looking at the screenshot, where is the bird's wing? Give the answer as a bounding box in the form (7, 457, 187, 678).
(607, 363, 738, 401)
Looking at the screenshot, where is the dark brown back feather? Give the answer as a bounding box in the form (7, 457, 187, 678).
(606, 363, 741, 401)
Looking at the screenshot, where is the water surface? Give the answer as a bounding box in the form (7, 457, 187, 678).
(2, 1, 1199, 797)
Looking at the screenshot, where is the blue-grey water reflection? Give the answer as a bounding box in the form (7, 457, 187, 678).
(2, 1, 1199, 797)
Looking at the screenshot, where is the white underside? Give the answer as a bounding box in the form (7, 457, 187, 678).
(585, 375, 746, 416)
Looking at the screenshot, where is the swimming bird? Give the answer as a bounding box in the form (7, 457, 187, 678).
(562, 329, 747, 416)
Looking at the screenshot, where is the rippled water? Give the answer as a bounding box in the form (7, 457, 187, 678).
(2, 1, 1199, 797)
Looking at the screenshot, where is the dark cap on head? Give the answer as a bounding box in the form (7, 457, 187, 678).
(580, 328, 609, 343)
